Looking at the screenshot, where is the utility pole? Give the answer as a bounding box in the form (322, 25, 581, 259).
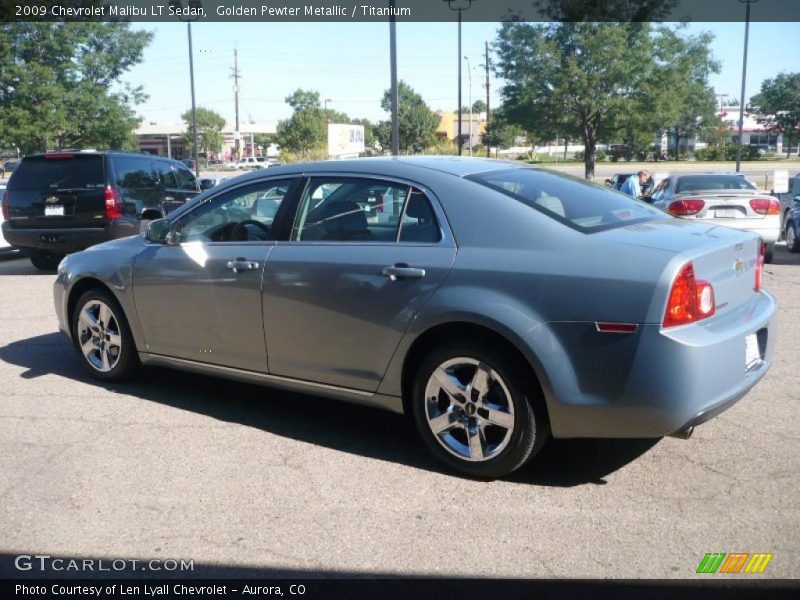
(444, 1, 475, 156)
(484, 40, 490, 158)
(231, 44, 241, 161)
(389, 0, 399, 156)
(736, 0, 758, 173)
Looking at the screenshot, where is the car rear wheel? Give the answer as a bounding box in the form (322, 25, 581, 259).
(29, 250, 63, 272)
(412, 340, 549, 479)
(787, 222, 799, 253)
(71, 289, 139, 381)
(764, 243, 774, 264)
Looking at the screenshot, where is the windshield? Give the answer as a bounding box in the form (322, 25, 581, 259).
(466, 168, 666, 233)
(675, 175, 757, 193)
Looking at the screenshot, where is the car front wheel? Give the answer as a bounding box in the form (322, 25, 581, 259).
(71, 289, 139, 381)
(412, 340, 549, 479)
(787, 222, 799, 253)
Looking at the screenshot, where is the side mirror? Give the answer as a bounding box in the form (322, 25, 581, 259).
(199, 179, 215, 190)
(144, 218, 173, 244)
(793, 195, 800, 205)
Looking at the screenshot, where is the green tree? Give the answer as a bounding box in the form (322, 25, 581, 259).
(377, 81, 439, 153)
(181, 107, 226, 157)
(275, 90, 326, 156)
(0, 22, 152, 154)
(472, 99, 487, 114)
(481, 106, 523, 149)
(494, 20, 717, 178)
(750, 72, 800, 158)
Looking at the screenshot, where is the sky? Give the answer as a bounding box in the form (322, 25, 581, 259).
(120, 20, 800, 127)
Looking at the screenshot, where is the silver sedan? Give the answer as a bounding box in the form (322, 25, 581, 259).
(53, 158, 776, 478)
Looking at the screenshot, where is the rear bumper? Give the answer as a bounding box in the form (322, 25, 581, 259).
(534, 290, 777, 439)
(1, 221, 137, 253)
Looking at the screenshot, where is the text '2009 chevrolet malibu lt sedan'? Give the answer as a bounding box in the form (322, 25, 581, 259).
(53, 157, 776, 478)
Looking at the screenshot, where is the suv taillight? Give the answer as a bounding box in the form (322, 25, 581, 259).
(663, 262, 715, 328)
(104, 186, 123, 220)
(749, 197, 780, 215)
(1, 189, 8, 220)
(667, 198, 705, 216)
(755, 240, 765, 292)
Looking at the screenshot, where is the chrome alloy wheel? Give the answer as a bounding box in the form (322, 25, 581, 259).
(423, 357, 515, 462)
(76, 300, 122, 373)
(788, 224, 796, 250)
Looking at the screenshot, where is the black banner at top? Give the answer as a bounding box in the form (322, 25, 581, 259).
(2, 0, 800, 23)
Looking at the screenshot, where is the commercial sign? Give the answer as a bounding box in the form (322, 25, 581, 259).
(328, 124, 365, 158)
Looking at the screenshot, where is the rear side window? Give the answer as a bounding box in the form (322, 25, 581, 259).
(175, 167, 197, 191)
(9, 155, 104, 191)
(466, 168, 665, 233)
(112, 156, 158, 189)
(675, 175, 756, 193)
(155, 161, 177, 188)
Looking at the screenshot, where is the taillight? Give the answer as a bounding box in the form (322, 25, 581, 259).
(1, 189, 8, 220)
(754, 240, 765, 292)
(104, 186, 123, 220)
(667, 198, 705, 216)
(663, 262, 715, 328)
(749, 197, 780, 215)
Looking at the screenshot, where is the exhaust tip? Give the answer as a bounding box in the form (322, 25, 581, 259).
(668, 426, 694, 440)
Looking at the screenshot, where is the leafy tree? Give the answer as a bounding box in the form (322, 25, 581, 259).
(181, 107, 226, 157)
(275, 90, 325, 156)
(377, 81, 439, 153)
(481, 106, 523, 149)
(285, 89, 321, 112)
(750, 72, 800, 158)
(472, 99, 487, 114)
(0, 22, 152, 154)
(494, 17, 718, 178)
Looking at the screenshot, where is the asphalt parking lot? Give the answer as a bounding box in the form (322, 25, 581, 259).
(0, 245, 797, 579)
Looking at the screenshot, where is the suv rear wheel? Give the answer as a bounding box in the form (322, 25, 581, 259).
(29, 250, 63, 272)
(412, 340, 549, 479)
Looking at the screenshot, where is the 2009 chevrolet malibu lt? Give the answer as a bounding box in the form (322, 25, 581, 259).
(52, 157, 776, 478)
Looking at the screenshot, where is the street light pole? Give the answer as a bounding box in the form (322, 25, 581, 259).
(464, 55, 472, 156)
(389, 0, 400, 156)
(171, 0, 202, 178)
(736, 0, 758, 173)
(444, 1, 475, 156)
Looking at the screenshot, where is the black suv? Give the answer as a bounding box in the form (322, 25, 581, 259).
(1, 151, 200, 270)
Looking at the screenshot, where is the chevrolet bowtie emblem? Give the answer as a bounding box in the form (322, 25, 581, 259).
(45, 196, 59, 204)
(734, 259, 745, 272)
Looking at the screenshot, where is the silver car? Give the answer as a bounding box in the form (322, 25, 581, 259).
(53, 158, 776, 478)
(649, 173, 781, 263)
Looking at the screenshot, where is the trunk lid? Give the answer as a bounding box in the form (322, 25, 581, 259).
(6, 154, 107, 229)
(673, 190, 776, 221)
(597, 218, 761, 319)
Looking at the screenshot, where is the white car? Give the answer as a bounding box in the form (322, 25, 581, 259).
(1, 182, 14, 252)
(649, 173, 781, 263)
(236, 157, 268, 170)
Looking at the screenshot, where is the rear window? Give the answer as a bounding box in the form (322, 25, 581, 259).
(112, 156, 158, 188)
(466, 168, 665, 233)
(675, 175, 756, 193)
(9, 155, 104, 191)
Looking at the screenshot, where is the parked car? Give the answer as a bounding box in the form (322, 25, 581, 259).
(236, 156, 267, 170)
(0, 182, 13, 253)
(52, 157, 775, 478)
(773, 172, 800, 235)
(649, 173, 781, 263)
(1, 151, 201, 270)
(783, 194, 800, 253)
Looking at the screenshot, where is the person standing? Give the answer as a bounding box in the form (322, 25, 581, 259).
(620, 170, 650, 199)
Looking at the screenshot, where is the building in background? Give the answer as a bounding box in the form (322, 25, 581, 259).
(328, 123, 365, 158)
(134, 122, 277, 160)
(435, 111, 487, 149)
(717, 106, 785, 153)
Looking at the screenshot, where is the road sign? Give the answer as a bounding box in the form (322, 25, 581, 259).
(773, 170, 789, 194)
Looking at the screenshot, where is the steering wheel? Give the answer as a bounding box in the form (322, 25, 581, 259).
(230, 219, 271, 241)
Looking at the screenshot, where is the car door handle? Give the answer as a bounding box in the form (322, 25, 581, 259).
(382, 263, 426, 280)
(226, 257, 260, 273)
(164, 196, 175, 202)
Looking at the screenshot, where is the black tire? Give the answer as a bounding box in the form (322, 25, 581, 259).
(764, 243, 774, 264)
(29, 250, 63, 272)
(787, 222, 800, 253)
(411, 339, 549, 479)
(71, 288, 140, 382)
